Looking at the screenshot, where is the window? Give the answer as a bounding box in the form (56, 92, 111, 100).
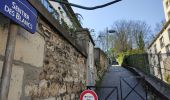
(152, 55, 156, 65)
(153, 59, 156, 65)
(160, 36, 165, 48)
(168, 29, 170, 41)
(168, 11, 170, 19)
(166, 44, 170, 56)
(150, 49, 152, 57)
(154, 44, 157, 54)
(158, 52, 162, 61)
(166, 0, 170, 8)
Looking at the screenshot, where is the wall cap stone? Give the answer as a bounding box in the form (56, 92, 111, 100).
(76, 28, 95, 46)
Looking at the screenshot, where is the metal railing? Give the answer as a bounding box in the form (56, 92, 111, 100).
(123, 53, 170, 84)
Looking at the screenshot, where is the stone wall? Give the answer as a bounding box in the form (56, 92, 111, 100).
(24, 21, 87, 99)
(0, 9, 87, 100)
(94, 48, 108, 80)
(75, 29, 96, 86)
(93, 64, 99, 84)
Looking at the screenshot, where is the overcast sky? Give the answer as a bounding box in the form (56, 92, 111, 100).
(68, 0, 165, 35)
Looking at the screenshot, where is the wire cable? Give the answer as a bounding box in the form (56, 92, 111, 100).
(49, 0, 122, 10)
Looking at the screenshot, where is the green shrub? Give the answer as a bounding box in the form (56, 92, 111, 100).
(164, 74, 170, 84)
(116, 49, 145, 65)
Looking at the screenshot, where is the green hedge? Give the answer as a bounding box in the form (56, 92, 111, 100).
(116, 49, 144, 65)
(122, 52, 150, 74)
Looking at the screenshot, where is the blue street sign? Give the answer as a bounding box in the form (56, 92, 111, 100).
(0, 0, 37, 33)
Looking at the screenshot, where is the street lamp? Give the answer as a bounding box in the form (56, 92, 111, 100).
(106, 27, 116, 52)
(106, 28, 117, 64)
(98, 28, 117, 64)
(98, 27, 117, 52)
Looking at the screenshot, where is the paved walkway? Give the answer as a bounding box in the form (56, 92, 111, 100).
(96, 65, 147, 100)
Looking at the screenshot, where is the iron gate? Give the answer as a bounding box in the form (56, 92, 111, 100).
(87, 86, 119, 100)
(120, 76, 148, 100)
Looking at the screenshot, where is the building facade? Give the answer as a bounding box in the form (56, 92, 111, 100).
(163, 0, 170, 21)
(148, 0, 170, 82)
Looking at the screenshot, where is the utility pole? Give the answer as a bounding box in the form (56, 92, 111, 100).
(0, 21, 19, 100)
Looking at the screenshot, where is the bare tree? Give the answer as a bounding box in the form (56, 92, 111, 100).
(132, 21, 151, 50)
(154, 20, 165, 34)
(96, 20, 151, 53)
(111, 20, 151, 52)
(112, 20, 133, 52)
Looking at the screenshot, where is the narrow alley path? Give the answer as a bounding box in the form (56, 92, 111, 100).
(96, 65, 147, 100)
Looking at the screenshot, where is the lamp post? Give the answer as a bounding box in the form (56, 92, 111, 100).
(98, 27, 117, 64)
(98, 27, 116, 52)
(106, 27, 116, 52)
(106, 28, 117, 64)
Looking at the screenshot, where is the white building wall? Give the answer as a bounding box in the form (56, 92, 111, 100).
(49, 1, 74, 28)
(148, 24, 170, 80)
(163, 0, 170, 21)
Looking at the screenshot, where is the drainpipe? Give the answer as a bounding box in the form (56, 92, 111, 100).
(0, 22, 19, 100)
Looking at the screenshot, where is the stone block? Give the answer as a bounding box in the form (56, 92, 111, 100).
(66, 83, 72, 94)
(42, 97, 56, 100)
(8, 65, 24, 100)
(39, 79, 48, 89)
(0, 61, 3, 78)
(25, 84, 39, 97)
(74, 78, 79, 83)
(63, 76, 73, 82)
(72, 84, 80, 93)
(58, 84, 66, 94)
(32, 97, 56, 100)
(39, 72, 47, 80)
(14, 28, 45, 67)
(56, 97, 62, 100)
(71, 94, 75, 100)
(49, 83, 60, 96)
(63, 94, 70, 100)
(0, 15, 9, 56)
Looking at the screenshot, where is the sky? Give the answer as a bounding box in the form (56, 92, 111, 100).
(68, 0, 165, 35)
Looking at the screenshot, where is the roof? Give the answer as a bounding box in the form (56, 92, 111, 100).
(148, 19, 170, 49)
